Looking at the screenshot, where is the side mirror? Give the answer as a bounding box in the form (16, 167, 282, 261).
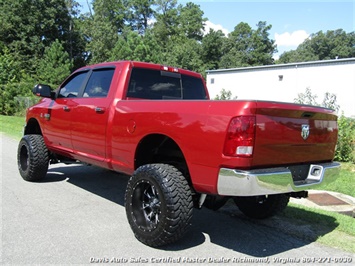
(32, 84, 53, 98)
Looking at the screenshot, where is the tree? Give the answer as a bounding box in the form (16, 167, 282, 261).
(37, 40, 73, 86)
(201, 29, 226, 70)
(85, 0, 127, 63)
(220, 21, 276, 68)
(152, 0, 179, 47)
(250, 21, 276, 65)
(177, 2, 206, 41)
(0, 0, 72, 72)
(0, 47, 20, 85)
(65, 0, 88, 69)
(0, 47, 35, 115)
(164, 38, 204, 73)
(125, 0, 155, 34)
(278, 29, 355, 63)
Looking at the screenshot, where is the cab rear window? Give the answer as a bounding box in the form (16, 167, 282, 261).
(126, 68, 207, 100)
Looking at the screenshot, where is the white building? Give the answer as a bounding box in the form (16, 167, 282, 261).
(206, 58, 355, 118)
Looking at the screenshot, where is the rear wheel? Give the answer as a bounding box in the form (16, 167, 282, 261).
(233, 194, 289, 219)
(125, 164, 193, 247)
(204, 195, 229, 211)
(17, 135, 49, 181)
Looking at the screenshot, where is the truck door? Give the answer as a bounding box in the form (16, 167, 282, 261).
(43, 70, 89, 151)
(70, 68, 115, 164)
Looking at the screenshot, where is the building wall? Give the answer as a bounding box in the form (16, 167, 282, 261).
(206, 58, 355, 117)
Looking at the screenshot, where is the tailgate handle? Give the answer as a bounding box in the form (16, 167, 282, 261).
(301, 112, 314, 118)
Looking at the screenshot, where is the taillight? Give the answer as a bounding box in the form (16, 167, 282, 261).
(223, 116, 256, 157)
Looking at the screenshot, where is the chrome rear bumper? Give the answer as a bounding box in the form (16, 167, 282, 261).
(217, 162, 340, 196)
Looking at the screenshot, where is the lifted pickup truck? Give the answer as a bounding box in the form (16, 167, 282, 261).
(18, 61, 340, 247)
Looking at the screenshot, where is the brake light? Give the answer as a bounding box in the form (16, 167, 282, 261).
(223, 116, 256, 157)
(161, 65, 179, 73)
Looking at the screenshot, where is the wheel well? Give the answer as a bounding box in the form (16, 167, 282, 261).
(24, 118, 42, 135)
(135, 134, 191, 182)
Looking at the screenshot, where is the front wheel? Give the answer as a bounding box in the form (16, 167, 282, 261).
(17, 135, 49, 181)
(125, 164, 193, 247)
(233, 194, 290, 219)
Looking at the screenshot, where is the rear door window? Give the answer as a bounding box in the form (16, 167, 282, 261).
(83, 68, 115, 98)
(127, 68, 207, 100)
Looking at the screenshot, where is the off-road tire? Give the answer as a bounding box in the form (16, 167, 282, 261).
(233, 194, 290, 219)
(17, 135, 49, 181)
(125, 164, 193, 247)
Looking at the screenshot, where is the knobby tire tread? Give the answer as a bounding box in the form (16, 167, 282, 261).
(125, 164, 193, 247)
(18, 135, 49, 181)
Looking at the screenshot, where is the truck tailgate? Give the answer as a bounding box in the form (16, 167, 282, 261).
(252, 101, 338, 167)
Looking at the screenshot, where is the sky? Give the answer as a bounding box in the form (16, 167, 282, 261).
(184, 0, 355, 58)
(78, 0, 355, 59)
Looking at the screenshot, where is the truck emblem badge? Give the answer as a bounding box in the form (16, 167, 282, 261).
(301, 124, 310, 140)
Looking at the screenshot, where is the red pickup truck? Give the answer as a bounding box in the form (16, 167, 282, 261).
(17, 61, 340, 247)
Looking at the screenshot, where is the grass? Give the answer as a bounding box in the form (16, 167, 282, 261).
(1, 114, 355, 252)
(320, 162, 355, 197)
(282, 204, 355, 253)
(0, 115, 25, 139)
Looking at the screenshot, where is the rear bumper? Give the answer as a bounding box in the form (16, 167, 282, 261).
(217, 162, 340, 196)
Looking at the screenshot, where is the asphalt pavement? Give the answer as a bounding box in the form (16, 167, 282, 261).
(1, 134, 354, 265)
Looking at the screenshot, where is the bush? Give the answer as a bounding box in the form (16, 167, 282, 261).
(334, 115, 355, 163)
(0, 81, 37, 116)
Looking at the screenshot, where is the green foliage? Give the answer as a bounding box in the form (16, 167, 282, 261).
(294, 87, 318, 106)
(320, 163, 355, 197)
(164, 38, 204, 72)
(1, 0, 354, 117)
(322, 92, 340, 113)
(0, 115, 26, 139)
(125, 0, 155, 34)
(151, 0, 179, 47)
(0, 80, 37, 116)
(214, 89, 237, 100)
(177, 2, 206, 41)
(0, 47, 20, 85)
(220, 21, 276, 68)
(0, 46, 36, 115)
(294, 87, 339, 112)
(201, 29, 225, 70)
(334, 115, 355, 163)
(37, 40, 73, 86)
(278, 29, 355, 63)
(294, 88, 354, 162)
(110, 29, 162, 62)
(0, 0, 72, 73)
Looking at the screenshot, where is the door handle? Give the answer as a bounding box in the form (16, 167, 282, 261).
(95, 107, 105, 113)
(63, 106, 70, 112)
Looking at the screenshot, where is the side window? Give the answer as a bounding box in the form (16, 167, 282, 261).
(127, 68, 181, 99)
(182, 75, 208, 99)
(126, 68, 207, 100)
(58, 71, 88, 98)
(83, 68, 115, 98)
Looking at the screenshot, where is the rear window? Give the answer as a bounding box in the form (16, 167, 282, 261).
(126, 68, 207, 100)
